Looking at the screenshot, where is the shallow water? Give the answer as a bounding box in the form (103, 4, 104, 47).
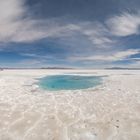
(39, 75, 102, 90)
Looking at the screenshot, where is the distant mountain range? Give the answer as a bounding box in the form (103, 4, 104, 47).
(105, 67, 140, 70)
(0, 67, 75, 70)
(0, 67, 140, 70)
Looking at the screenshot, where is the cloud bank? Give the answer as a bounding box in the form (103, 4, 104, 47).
(70, 49, 140, 62)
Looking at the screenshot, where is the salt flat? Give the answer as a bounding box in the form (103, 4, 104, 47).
(0, 69, 140, 140)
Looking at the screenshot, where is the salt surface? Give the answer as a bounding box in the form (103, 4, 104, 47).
(0, 69, 140, 140)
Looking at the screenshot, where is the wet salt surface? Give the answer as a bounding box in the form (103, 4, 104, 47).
(0, 71, 140, 140)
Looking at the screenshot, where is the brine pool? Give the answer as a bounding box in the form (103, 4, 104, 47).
(39, 75, 102, 91)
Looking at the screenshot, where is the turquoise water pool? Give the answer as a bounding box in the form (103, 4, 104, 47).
(39, 75, 102, 91)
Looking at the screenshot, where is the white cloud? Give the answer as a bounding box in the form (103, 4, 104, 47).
(82, 23, 113, 46)
(106, 12, 140, 36)
(0, 0, 71, 43)
(20, 53, 54, 60)
(128, 60, 140, 68)
(0, 0, 25, 21)
(0, 0, 114, 45)
(0, 0, 23, 41)
(70, 49, 140, 62)
(66, 23, 113, 47)
(19, 59, 41, 65)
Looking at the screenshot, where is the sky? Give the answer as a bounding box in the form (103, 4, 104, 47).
(0, 0, 140, 68)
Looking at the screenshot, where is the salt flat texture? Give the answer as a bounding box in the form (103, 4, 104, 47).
(0, 69, 140, 140)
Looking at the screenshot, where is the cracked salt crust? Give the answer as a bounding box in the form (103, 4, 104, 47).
(0, 69, 140, 140)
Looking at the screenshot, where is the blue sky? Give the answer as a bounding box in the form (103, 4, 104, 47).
(0, 0, 140, 68)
